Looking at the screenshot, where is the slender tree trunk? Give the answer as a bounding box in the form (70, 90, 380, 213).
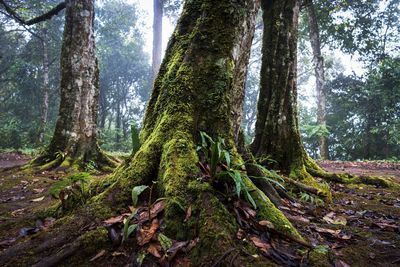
(250, 0, 328, 195)
(115, 101, 121, 147)
(152, 0, 163, 79)
(33, 0, 116, 169)
(37, 27, 50, 146)
(251, 0, 303, 171)
(306, 0, 329, 160)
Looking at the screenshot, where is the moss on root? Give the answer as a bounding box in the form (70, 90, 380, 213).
(304, 157, 399, 189)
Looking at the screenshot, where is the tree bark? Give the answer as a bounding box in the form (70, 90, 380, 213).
(37, 26, 50, 146)
(251, 0, 303, 171)
(306, 0, 329, 160)
(152, 0, 163, 80)
(250, 0, 328, 195)
(107, 0, 301, 263)
(33, 0, 116, 169)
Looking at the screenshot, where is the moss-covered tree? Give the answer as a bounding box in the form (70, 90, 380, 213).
(31, 0, 117, 170)
(250, 0, 329, 194)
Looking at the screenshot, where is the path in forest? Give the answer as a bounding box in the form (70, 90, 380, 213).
(0, 153, 399, 266)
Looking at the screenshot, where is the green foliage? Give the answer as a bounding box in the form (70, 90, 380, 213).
(326, 57, 400, 160)
(197, 131, 257, 209)
(49, 172, 90, 210)
(131, 185, 149, 206)
(299, 192, 324, 206)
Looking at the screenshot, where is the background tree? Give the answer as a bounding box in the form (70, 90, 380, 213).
(30, 0, 117, 169)
(96, 0, 151, 152)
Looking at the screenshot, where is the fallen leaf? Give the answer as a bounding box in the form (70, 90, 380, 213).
(323, 212, 347, 226)
(137, 219, 159, 246)
(249, 236, 271, 250)
(30, 196, 45, 202)
(111, 251, 127, 257)
(33, 188, 45, 194)
(135, 200, 166, 223)
(103, 213, 130, 226)
(11, 208, 25, 217)
(147, 243, 162, 258)
(286, 214, 310, 224)
(90, 250, 106, 261)
(184, 206, 192, 222)
(258, 220, 275, 229)
(314, 226, 341, 236)
(334, 259, 350, 267)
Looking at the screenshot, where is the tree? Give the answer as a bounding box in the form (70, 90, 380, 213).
(304, 0, 328, 159)
(250, 0, 333, 196)
(116, 0, 302, 256)
(152, 0, 182, 79)
(30, 0, 117, 169)
(96, 0, 151, 151)
(152, 0, 163, 79)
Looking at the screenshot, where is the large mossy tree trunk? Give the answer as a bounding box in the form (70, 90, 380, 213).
(250, 0, 327, 193)
(306, 0, 329, 160)
(100, 0, 302, 263)
(32, 0, 116, 170)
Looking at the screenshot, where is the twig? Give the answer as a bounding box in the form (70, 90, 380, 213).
(211, 248, 236, 267)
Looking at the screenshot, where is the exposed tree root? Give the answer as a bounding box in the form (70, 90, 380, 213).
(304, 156, 399, 189)
(25, 147, 120, 173)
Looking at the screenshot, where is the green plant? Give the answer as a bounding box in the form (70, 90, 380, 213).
(84, 160, 97, 172)
(49, 172, 90, 210)
(299, 192, 324, 206)
(197, 131, 257, 209)
(122, 185, 149, 243)
(54, 150, 66, 161)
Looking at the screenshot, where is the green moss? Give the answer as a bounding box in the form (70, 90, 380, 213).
(78, 227, 109, 253)
(308, 249, 331, 267)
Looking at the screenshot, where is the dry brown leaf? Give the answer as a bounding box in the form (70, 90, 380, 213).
(11, 208, 25, 217)
(136, 200, 166, 223)
(286, 214, 310, 224)
(323, 212, 347, 226)
(184, 206, 192, 222)
(334, 260, 350, 267)
(147, 243, 162, 258)
(258, 220, 275, 229)
(30, 196, 45, 202)
(137, 219, 159, 246)
(314, 226, 341, 236)
(33, 188, 45, 194)
(249, 236, 271, 250)
(90, 249, 106, 262)
(103, 213, 130, 226)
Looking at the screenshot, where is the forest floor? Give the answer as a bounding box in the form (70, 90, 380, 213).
(0, 152, 399, 266)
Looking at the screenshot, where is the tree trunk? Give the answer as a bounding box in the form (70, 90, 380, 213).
(36, 26, 50, 146)
(306, 0, 329, 160)
(105, 0, 301, 263)
(33, 0, 116, 169)
(250, 0, 328, 194)
(152, 0, 163, 80)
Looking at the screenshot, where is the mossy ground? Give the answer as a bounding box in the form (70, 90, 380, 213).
(1, 154, 399, 266)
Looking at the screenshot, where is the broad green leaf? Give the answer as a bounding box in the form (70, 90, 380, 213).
(223, 150, 231, 168)
(131, 185, 149, 206)
(158, 233, 173, 251)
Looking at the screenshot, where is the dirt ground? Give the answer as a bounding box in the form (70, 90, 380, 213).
(0, 153, 399, 266)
